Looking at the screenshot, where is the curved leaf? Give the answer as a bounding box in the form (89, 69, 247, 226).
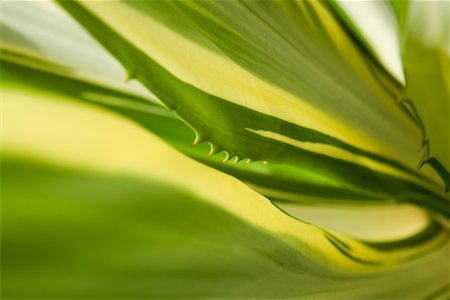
(330, 0, 450, 192)
(2, 88, 449, 299)
(3, 50, 449, 217)
(396, 0, 450, 172)
(55, 0, 448, 215)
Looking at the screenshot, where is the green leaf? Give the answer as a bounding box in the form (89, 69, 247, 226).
(327, 0, 404, 84)
(395, 0, 450, 172)
(0, 50, 441, 241)
(273, 201, 438, 243)
(0, 0, 153, 99)
(4, 46, 450, 217)
(3, 0, 448, 216)
(0, 1, 380, 207)
(55, 0, 449, 215)
(0, 40, 373, 206)
(330, 0, 450, 194)
(2, 88, 449, 298)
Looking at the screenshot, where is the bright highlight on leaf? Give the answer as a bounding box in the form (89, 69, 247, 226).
(1, 1, 449, 299)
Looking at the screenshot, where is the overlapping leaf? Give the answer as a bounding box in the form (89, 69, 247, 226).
(394, 0, 449, 176)
(0, 1, 377, 206)
(54, 0, 448, 215)
(331, 0, 450, 192)
(2, 89, 449, 298)
(2, 2, 450, 297)
(5, 1, 446, 215)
